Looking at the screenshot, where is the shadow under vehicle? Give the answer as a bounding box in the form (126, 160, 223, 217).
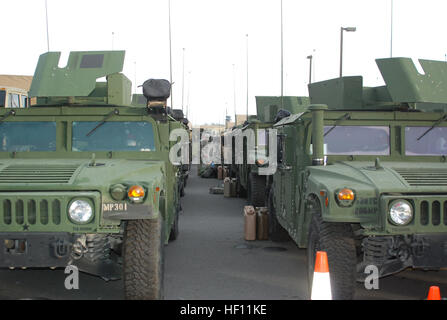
(0, 51, 182, 300)
(267, 57, 447, 299)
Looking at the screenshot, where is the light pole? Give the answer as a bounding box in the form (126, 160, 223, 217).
(307, 55, 313, 84)
(339, 27, 356, 77)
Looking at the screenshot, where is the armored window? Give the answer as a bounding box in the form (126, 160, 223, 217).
(405, 126, 447, 156)
(138, 95, 147, 105)
(21, 95, 27, 108)
(277, 134, 284, 164)
(0, 90, 5, 107)
(8, 94, 20, 108)
(72, 121, 156, 152)
(0, 122, 56, 152)
(80, 54, 104, 69)
(324, 126, 390, 156)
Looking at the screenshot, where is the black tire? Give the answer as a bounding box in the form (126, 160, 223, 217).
(180, 182, 185, 197)
(249, 173, 266, 207)
(306, 202, 356, 300)
(267, 187, 290, 242)
(169, 206, 180, 241)
(123, 216, 165, 300)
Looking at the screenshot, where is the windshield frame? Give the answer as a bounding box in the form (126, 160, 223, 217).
(302, 111, 447, 164)
(0, 108, 162, 160)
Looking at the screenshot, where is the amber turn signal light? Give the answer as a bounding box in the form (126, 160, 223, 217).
(128, 185, 145, 203)
(338, 188, 355, 201)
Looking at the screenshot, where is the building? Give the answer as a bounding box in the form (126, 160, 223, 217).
(0, 75, 33, 91)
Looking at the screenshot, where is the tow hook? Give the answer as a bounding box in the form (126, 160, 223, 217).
(51, 240, 71, 259)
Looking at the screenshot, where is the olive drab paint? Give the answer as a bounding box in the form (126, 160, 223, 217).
(268, 57, 447, 299)
(0, 51, 183, 291)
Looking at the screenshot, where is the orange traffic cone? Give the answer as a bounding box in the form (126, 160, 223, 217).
(427, 286, 441, 300)
(311, 251, 332, 300)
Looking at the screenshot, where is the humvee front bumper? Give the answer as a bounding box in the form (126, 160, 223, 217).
(0, 232, 73, 268)
(359, 233, 447, 279)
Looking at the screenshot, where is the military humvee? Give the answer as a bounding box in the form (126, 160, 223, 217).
(232, 96, 309, 206)
(0, 51, 182, 300)
(267, 58, 447, 299)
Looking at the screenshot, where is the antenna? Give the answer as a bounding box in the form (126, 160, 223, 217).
(390, 0, 394, 57)
(233, 64, 237, 126)
(182, 48, 185, 112)
(45, 0, 50, 52)
(168, 0, 173, 108)
(280, 0, 284, 109)
(246, 34, 249, 120)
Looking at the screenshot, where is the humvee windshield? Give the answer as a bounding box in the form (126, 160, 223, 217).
(72, 121, 156, 152)
(0, 122, 56, 152)
(405, 126, 447, 156)
(324, 126, 390, 155)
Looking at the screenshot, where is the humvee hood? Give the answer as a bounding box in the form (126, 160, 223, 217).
(0, 159, 165, 190)
(308, 161, 447, 194)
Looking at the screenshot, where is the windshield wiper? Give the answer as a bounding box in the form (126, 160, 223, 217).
(416, 113, 447, 141)
(86, 109, 119, 137)
(324, 113, 350, 137)
(0, 110, 16, 124)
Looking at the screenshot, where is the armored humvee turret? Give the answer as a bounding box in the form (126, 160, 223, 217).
(0, 51, 182, 300)
(268, 58, 447, 299)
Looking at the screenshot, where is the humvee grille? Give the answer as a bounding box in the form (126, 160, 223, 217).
(2, 198, 62, 226)
(393, 168, 447, 186)
(0, 165, 79, 184)
(0, 192, 101, 232)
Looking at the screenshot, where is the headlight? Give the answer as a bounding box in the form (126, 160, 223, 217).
(68, 200, 93, 224)
(389, 200, 413, 225)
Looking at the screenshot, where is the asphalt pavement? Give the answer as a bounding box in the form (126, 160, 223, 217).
(0, 165, 445, 300)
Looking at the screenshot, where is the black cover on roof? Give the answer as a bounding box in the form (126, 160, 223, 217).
(142, 79, 171, 101)
(274, 109, 291, 123)
(171, 109, 185, 121)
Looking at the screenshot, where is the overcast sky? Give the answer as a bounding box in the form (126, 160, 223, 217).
(2, 0, 447, 125)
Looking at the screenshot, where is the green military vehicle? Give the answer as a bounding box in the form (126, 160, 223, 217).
(233, 96, 309, 207)
(0, 51, 182, 300)
(267, 58, 447, 299)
